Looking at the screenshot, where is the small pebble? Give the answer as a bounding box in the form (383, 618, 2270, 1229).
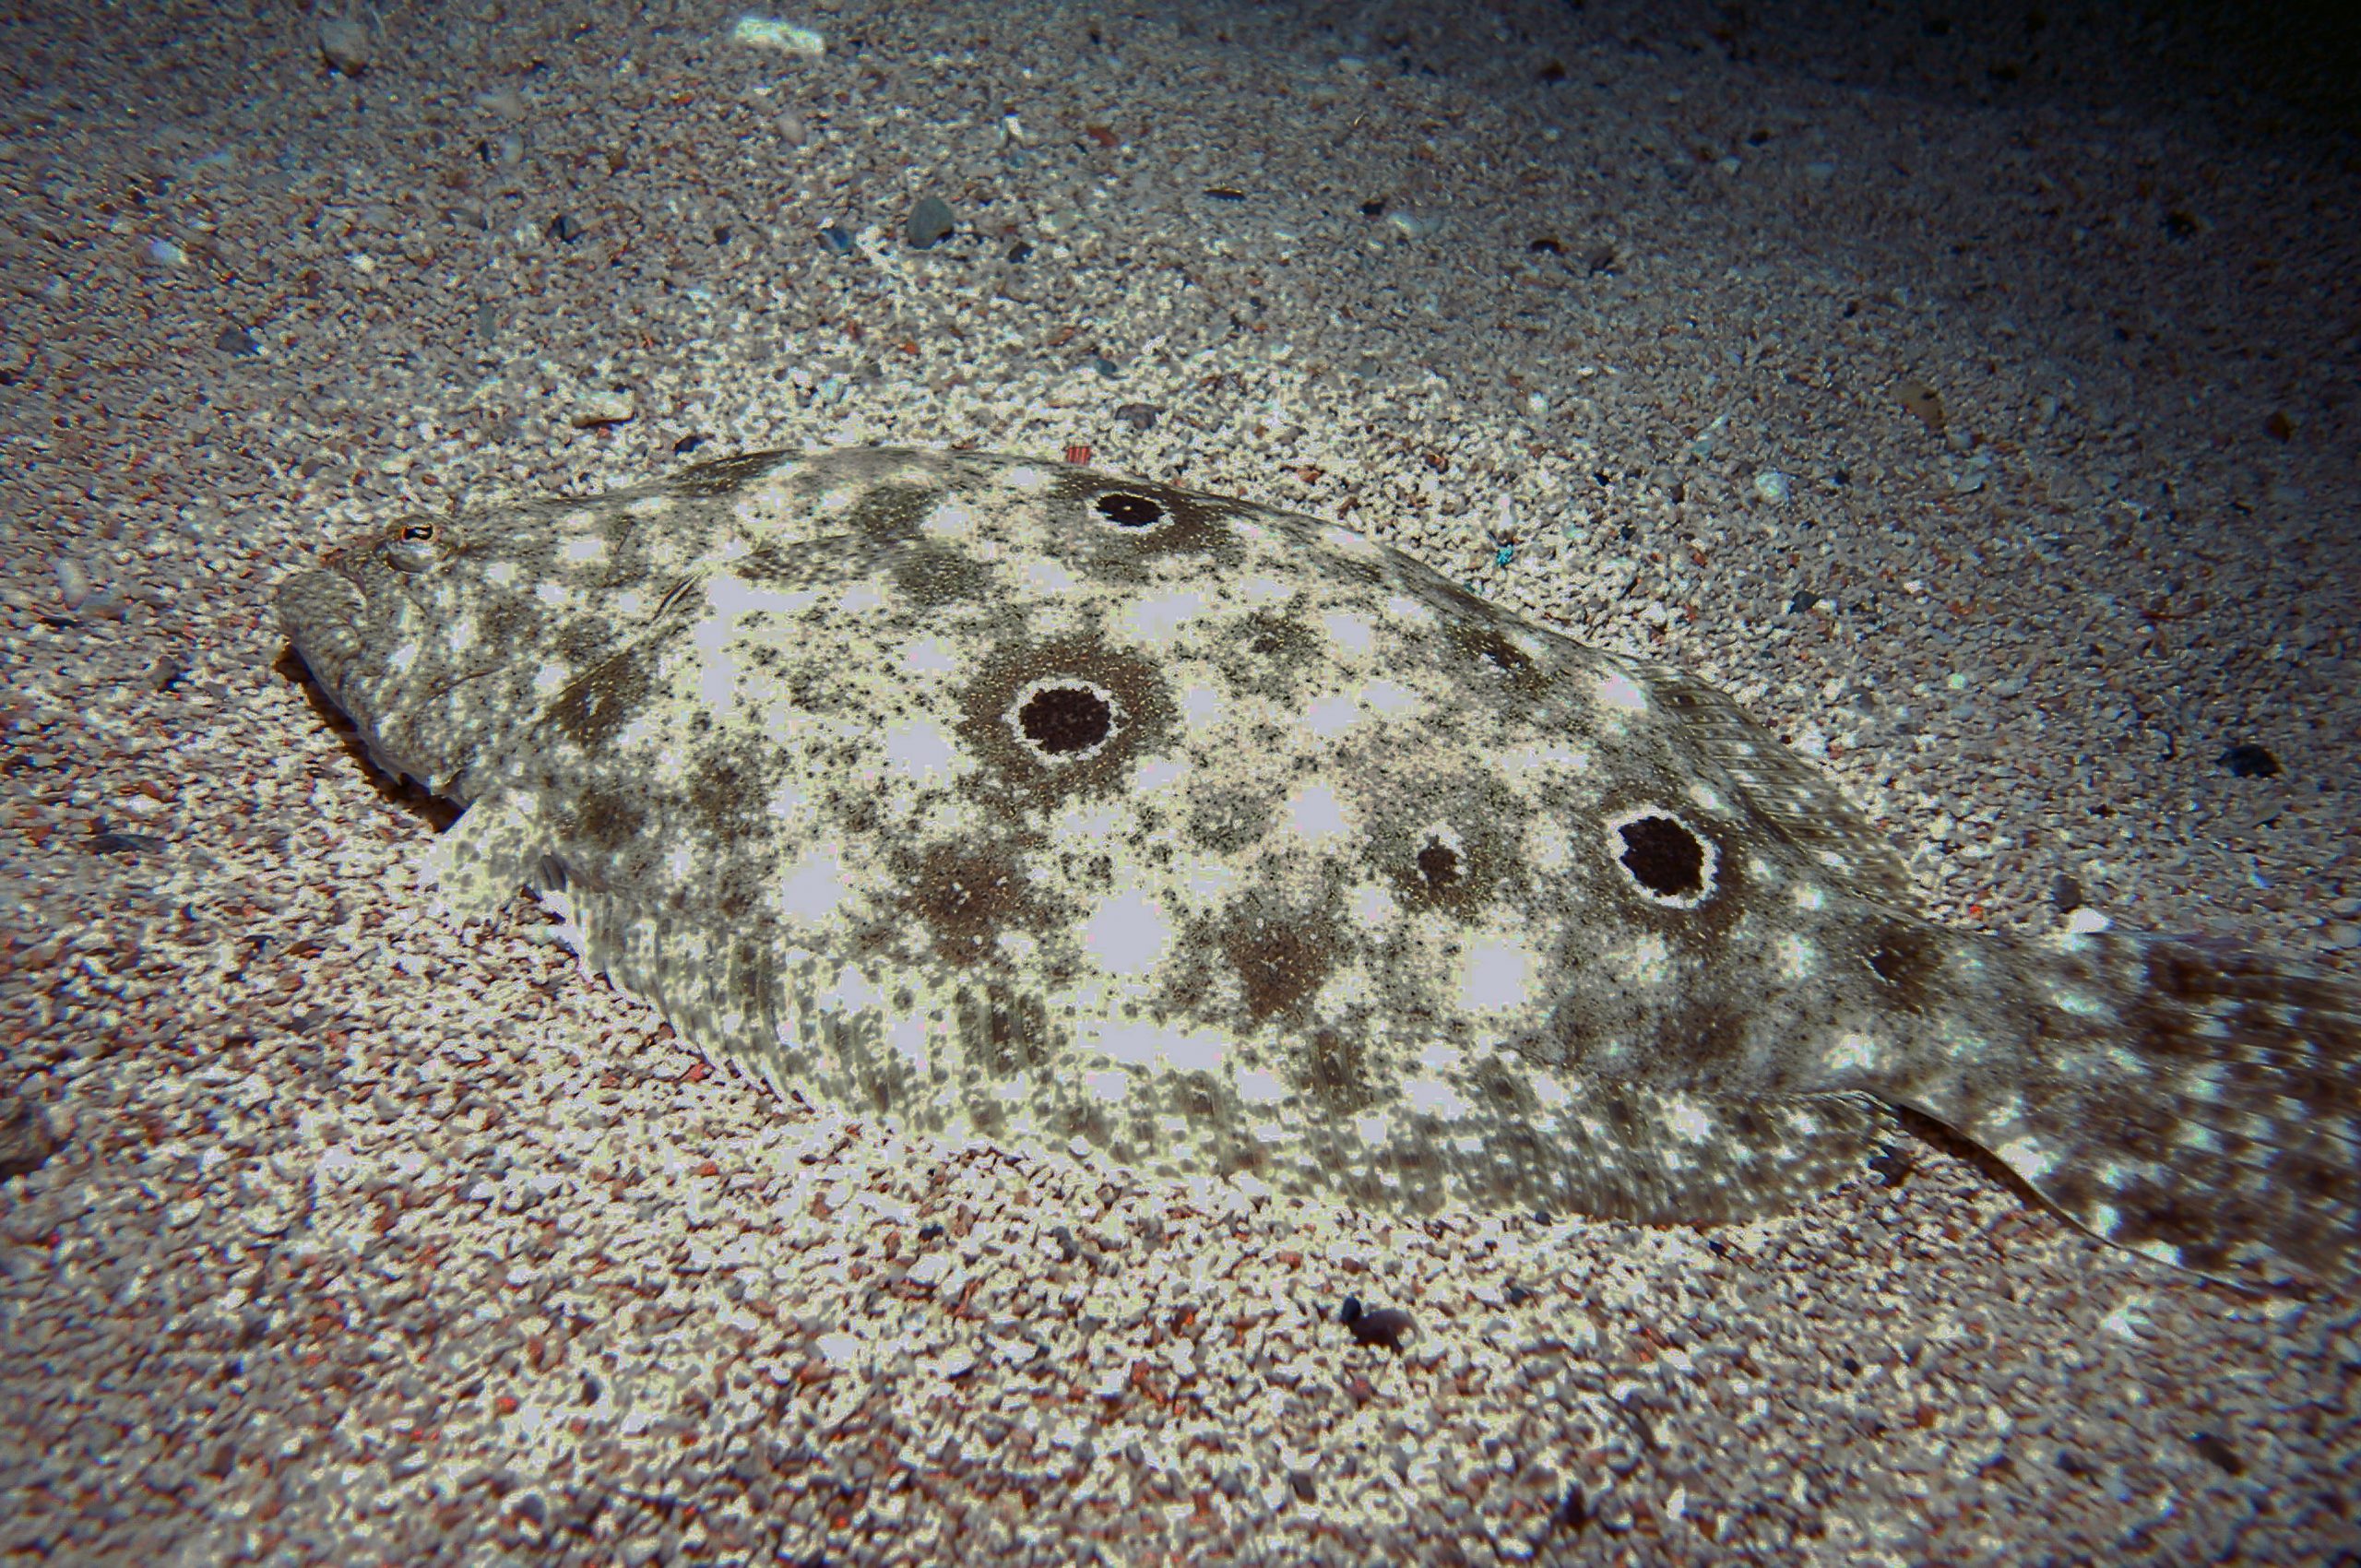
(907, 196, 955, 249)
(53, 556, 91, 611)
(1897, 378, 1946, 434)
(88, 819, 168, 855)
(1339, 1296, 1416, 1350)
(730, 17, 825, 57)
(571, 391, 636, 428)
(1752, 469, 1790, 505)
(214, 327, 259, 356)
(2217, 743, 2280, 778)
(2186, 1431, 2244, 1475)
(317, 16, 372, 76)
(0, 1095, 58, 1182)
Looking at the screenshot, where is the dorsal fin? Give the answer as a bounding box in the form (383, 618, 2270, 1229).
(1635, 661, 1918, 909)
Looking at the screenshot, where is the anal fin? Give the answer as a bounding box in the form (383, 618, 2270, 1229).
(1467, 1082, 1902, 1226)
(1253, 1079, 1901, 1226)
(1635, 661, 1918, 909)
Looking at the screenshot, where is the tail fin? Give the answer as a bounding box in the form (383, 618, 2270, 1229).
(1904, 931, 2360, 1288)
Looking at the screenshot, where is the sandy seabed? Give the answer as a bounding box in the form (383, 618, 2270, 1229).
(3, 0, 2357, 1562)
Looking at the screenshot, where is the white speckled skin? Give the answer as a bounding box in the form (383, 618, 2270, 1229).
(280, 446, 2360, 1286)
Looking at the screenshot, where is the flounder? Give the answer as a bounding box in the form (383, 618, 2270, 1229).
(279, 446, 2360, 1286)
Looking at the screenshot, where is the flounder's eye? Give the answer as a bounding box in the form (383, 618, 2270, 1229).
(380, 518, 444, 575)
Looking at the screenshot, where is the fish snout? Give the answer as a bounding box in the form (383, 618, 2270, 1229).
(277, 567, 370, 688)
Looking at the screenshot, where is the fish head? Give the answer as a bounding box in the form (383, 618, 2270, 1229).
(279, 504, 675, 802)
(277, 513, 528, 800)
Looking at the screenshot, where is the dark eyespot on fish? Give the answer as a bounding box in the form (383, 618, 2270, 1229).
(277, 446, 2361, 1290)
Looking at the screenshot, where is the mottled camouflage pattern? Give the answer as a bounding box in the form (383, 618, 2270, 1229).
(279, 447, 2360, 1286)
